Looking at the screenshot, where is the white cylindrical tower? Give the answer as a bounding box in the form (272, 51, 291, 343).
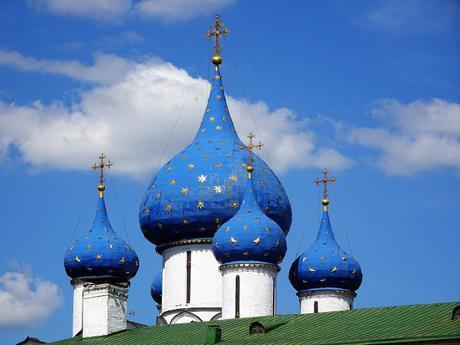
(289, 169, 363, 314)
(138, 16, 291, 325)
(220, 263, 278, 319)
(71, 280, 84, 336)
(212, 146, 288, 320)
(159, 242, 222, 324)
(299, 290, 355, 313)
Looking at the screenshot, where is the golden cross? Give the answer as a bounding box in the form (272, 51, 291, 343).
(92, 153, 113, 187)
(206, 15, 230, 60)
(314, 168, 335, 201)
(242, 132, 263, 177)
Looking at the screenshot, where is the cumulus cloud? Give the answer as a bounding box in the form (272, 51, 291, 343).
(0, 50, 136, 85)
(27, 0, 236, 22)
(348, 99, 460, 175)
(26, 0, 132, 21)
(0, 50, 351, 179)
(0, 270, 62, 328)
(133, 0, 236, 21)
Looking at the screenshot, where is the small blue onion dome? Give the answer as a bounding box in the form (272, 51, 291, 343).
(64, 186, 139, 282)
(139, 64, 292, 248)
(289, 204, 362, 293)
(212, 168, 287, 265)
(150, 271, 162, 304)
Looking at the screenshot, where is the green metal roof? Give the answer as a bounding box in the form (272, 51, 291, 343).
(49, 302, 460, 345)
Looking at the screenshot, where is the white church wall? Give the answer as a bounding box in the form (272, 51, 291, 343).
(82, 283, 128, 338)
(299, 290, 355, 314)
(72, 281, 84, 337)
(220, 264, 278, 319)
(161, 243, 222, 323)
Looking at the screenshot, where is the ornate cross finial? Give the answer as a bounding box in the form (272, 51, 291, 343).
(243, 132, 263, 178)
(92, 153, 112, 196)
(206, 14, 229, 65)
(314, 168, 335, 211)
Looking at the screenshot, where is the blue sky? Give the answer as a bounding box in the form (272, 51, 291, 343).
(1, 0, 459, 343)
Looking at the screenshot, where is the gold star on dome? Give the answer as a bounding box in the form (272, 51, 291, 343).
(232, 201, 239, 209)
(351, 269, 357, 275)
(155, 193, 161, 199)
(320, 256, 325, 261)
(182, 219, 189, 225)
(302, 257, 307, 262)
(253, 237, 261, 245)
(275, 240, 280, 248)
(214, 162, 222, 168)
(201, 128, 206, 133)
(242, 251, 250, 256)
(308, 267, 316, 272)
(198, 174, 207, 183)
(214, 185, 222, 193)
(243, 224, 249, 230)
(165, 203, 172, 212)
(222, 116, 227, 122)
(181, 187, 189, 195)
(167, 166, 172, 172)
(331, 266, 338, 273)
(96, 254, 103, 260)
(320, 278, 326, 283)
(224, 226, 230, 232)
(109, 243, 114, 249)
(206, 107, 211, 112)
(215, 242, 219, 248)
(216, 95, 222, 100)
(230, 237, 238, 245)
(198, 226, 206, 232)
(210, 116, 215, 122)
(197, 200, 204, 209)
(119, 257, 126, 264)
(86, 244, 92, 249)
(265, 226, 270, 232)
(170, 179, 176, 185)
(230, 175, 238, 182)
(215, 218, 221, 224)
(216, 125, 222, 131)
(145, 208, 150, 215)
(74, 256, 80, 263)
(188, 163, 194, 169)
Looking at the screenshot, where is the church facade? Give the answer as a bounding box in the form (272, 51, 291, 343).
(32, 15, 459, 345)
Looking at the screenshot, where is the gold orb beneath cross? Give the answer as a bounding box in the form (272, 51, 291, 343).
(98, 184, 106, 192)
(212, 55, 223, 65)
(322, 198, 329, 206)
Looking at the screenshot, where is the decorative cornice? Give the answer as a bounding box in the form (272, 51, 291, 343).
(156, 238, 212, 253)
(219, 262, 280, 272)
(297, 289, 356, 298)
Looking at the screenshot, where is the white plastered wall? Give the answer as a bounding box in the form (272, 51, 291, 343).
(161, 243, 222, 324)
(299, 290, 355, 314)
(82, 283, 128, 338)
(220, 264, 278, 319)
(72, 281, 84, 337)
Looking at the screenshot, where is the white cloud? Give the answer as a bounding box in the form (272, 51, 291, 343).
(134, 0, 235, 21)
(360, 0, 460, 34)
(348, 99, 460, 175)
(0, 50, 136, 85)
(0, 270, 62, 329)
(27, 0, 132, 21)
(0, 50, 351, 179)
(26, 0, 236, 22)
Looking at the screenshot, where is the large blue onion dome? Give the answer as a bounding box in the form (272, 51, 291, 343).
(212, 164, 287, 265)
(150, 270, 162, 304)
(139, 62, 291, 249)
(289, 198, 362, 293)
(64, 167, 139, 282)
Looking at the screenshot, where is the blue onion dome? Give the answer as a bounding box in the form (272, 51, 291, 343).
(64, 176, 139, 282)
(289, 197, 362, 293)
(150, 271, 162, 304)
(212, 164, 287, 265)
(139, 60, 291, 249)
